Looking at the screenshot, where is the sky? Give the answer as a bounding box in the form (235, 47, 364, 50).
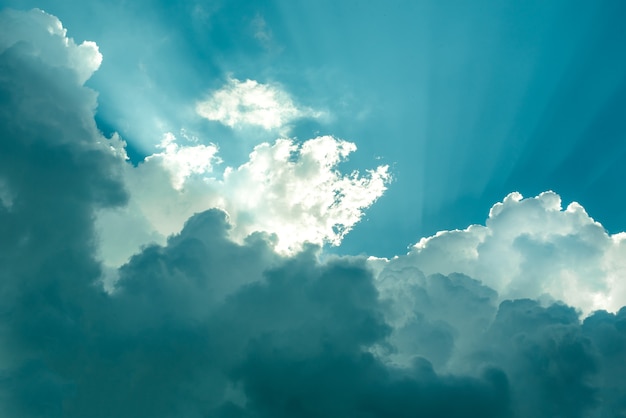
(1, 1, 626, 417)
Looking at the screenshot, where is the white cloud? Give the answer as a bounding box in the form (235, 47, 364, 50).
(220, 136, 390, 252)
(95, 134, 389, 266)
(95, 132, 222, 266)
(373, 191, 626, 315)
(0, 8, 101, 84)
(145, 132, 220, 190)
(196, 77, 322, 131)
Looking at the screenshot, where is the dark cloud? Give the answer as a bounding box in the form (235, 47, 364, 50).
(582, 308, 626, 417)
(375, 257, 626, 418)
(0, 15, 126, 416)
(485, 300, 598, 418)
(2, 7, 626, 418)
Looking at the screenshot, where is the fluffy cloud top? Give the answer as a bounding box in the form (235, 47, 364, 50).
(196, 76, 322, 131)
(220, 136, 390, 252)
(145, 132, 221, 190)
(3, 8, 626, 418)
(376, 191, 626, 315)
(97, 133, 389, 265)
(0, 8, 101, 84)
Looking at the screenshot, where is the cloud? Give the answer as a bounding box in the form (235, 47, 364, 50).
(486, 300, 598, 417)
(251, 14, 273, 48)
(219, 136, 390, 252)
(3, 8, 626, 418)
(96, 133, 390, 266)
(145, 132, 221, 190)
(196, 77, 323, 131)
(373, 267, 626, 417)
(0, 177, 14, 210)
(0, 8, 101, 84)
(376, 191, 626, 315)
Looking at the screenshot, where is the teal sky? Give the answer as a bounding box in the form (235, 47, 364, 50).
(3, 3, 626, 417)
(4, 0, 625, 256)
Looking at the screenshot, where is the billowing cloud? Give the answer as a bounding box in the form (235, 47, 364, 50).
(375, 191, 626, 315)
(2, 8, 626, 418)
(145, 132, 221, 190)
(0, 8, 101, 84)
(373, 266, 626, 417)
(96, 133, 390, 266)
(196, 76, 323, 131)
(219, 136, 390, 252)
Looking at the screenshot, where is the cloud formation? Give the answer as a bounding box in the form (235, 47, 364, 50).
(0, 8, 101, 84)
(96, 133, 389, 266)
(376, 191, 626, 314)
(2, 8, 626, 418)
(196, 76, 322, 131)
(219, 136, 390, 252)
(146, 132, 221, 190)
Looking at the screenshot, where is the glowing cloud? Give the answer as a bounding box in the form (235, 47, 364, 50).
(196, 77, 322, 131)
(374, 191, 626, 315)
(220, 136, 390, 252)
(145, 132, 221, 190)
(96, 134, 390, 265)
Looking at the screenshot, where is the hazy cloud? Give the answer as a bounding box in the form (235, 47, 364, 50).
(196, 77, 323, 131)
(251, 14, 273, 49)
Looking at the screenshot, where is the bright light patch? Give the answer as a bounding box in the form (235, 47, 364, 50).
(96, 134, 389, 265)
(222, 136, 390, 253)
(145, 132, 220, 190)
(196, 77, 322, 131)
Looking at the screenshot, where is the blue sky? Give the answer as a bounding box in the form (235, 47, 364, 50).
(2, 1, 626, 416)
(5, 0, 626, 257)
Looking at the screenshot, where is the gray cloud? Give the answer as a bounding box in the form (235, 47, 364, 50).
(486, 300, 598, 417)
(0, 10, 126, 417)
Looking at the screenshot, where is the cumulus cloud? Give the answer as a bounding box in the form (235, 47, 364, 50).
(219, 136, 390, 252)
(146, 132, 221, 190)
(376, 191, 626, 314)
(96, 133, 390, 266)
(196, 76, 323, 131)
(3, 8, 626, 418)
(0, 8, 101, 84)
(373, 266, 626, 417)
